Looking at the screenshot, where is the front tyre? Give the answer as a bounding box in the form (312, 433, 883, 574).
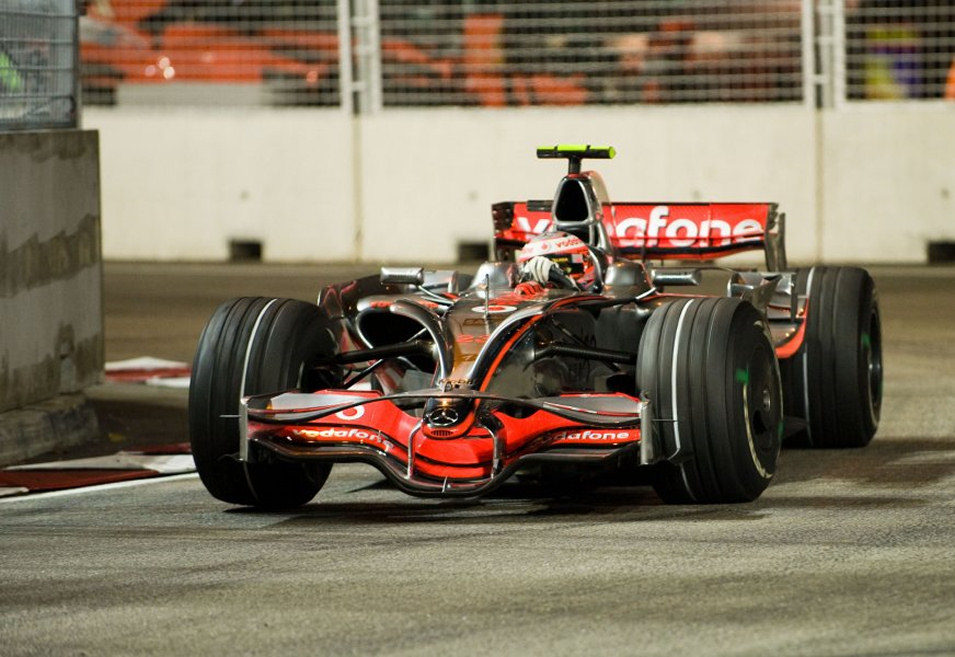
(189, 297, 338, 508)
(637, 298, 782, 504)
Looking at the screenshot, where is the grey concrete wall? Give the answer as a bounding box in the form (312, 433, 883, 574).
(0, 130, 103, 413)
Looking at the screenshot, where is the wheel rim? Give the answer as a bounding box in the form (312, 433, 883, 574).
(741, 343, 782, 479)
(863, 305, 883, 423)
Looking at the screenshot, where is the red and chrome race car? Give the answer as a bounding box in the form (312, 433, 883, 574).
(189, 145, 882, 508)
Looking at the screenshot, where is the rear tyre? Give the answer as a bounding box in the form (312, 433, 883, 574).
(637, 298, 782, 504)
(781, 267, 882, 448)
(189, 297, 339, 508)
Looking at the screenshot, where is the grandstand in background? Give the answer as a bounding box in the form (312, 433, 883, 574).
(76, 0, 955, 108)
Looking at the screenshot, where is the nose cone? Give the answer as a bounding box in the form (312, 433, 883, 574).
(423, 396, 470, 427)
(422, 397, 476, 439)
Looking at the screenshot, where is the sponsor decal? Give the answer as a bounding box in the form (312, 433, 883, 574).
(336, 406, 365, 420)
(551, 428, 638, 442)
(486, 292, 525, 306)
(426, 407, 460, 427)
(369, 299, 440, 310)
(507, 203, 768, 250)
(293, 426, 391, 450)
(613, 206, 762, 248)
(472, 305, 516, 314)
(517, 235, 588, 261)
(455, 334, 490, 344)
(516, 216, 552, 235)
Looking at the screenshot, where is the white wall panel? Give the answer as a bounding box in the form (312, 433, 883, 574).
(821, 106, 955, 263)
(358, 106, 819, 263)
(86, 105, 952, 265)
(85, 108, 355, 261)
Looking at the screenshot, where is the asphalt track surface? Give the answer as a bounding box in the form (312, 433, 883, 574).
(2, 263, 955, 657)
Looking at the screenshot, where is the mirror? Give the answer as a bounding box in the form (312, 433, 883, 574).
(380, 267, 424, 286)
(650, 268, 702, 287)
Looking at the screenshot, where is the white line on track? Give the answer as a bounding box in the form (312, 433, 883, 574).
(0, 472, 200, 505)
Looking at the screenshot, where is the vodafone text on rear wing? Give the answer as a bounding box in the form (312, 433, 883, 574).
(492, 201, 787, 270)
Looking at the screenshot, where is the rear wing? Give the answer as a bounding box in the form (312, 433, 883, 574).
(492, 201, 787, 270)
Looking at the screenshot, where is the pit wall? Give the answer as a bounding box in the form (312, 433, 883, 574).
(83, 104, 955, 264)
(0, 130, 103, 413)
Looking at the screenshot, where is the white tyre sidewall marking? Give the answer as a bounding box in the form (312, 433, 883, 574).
(801, 267, 816, 445)
(671, 300, 696, 501)
(239, 298, 280, 501)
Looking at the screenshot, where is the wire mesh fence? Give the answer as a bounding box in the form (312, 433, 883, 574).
(845, 0, 955, 101)
(79, 0, 341, 106)
(72, 1, 955, 109)
(379, 0, 807, 106)
(0, 0, 78, 130)
(77, 0, 809, 107)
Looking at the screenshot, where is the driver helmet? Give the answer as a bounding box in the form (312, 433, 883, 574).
(517, 231, 596, 288)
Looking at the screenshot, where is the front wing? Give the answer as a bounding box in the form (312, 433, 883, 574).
(240, 390, 655, 497)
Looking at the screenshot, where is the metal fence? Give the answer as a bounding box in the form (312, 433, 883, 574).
(80, 0, 341, 106)
(74, 1, 955, 109)
(0, 0, 79, 130)
(844, 0, 955, 101)
(378, 1, 807, 106)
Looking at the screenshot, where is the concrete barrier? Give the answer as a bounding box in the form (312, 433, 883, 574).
(357, 106, 818, 263)
(0, 130, 103, 458)
(86, 107, 357, 261)
(821, 105, 955, 263)
(83, 105, 954, 264)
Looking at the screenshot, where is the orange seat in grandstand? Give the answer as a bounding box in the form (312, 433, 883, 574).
(109, 0, 168, 25)
(463, 14, 506, 107)
(162, 23, 236, 43)
(946, 58, 955, 100)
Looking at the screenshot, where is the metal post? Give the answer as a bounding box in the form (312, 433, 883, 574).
(337, 0, 365, 258)
(816, 0, 833, 108)
(406, 421, 422, 479)
(832, 0, 847, 107)
(352, 0, 383, 114)
(814, 0, 846, 109)
(336, 0, 354, 115)
(365, 0, 383, 112)
(800, 0, 816, 108)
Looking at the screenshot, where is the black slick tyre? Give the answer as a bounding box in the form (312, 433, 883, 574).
(637, 298, 782, 504)
(189, 297, 339, 508)
(781, 266, 882, 448)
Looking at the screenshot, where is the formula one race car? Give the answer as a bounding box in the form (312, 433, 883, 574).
(189, 145, 882, 508)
